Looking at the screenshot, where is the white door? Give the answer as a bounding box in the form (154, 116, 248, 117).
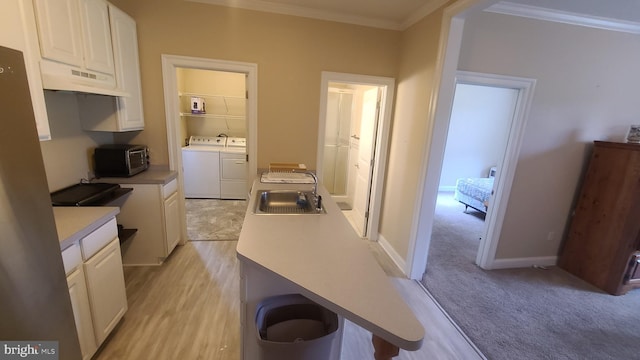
(79, 0, 114, 75)
(352, 87, 379, 236)
(67, 267, 98, 360)
(33, 0, 84, 67)
(164, 191, 180, 254)
(83, 238, 127, 344)
(109, 4, 145, 130)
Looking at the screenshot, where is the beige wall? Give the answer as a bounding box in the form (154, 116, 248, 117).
(458, 11, 640, 259)
(109, 0, 400, 169)
(39, 92, 114, 192)
(379, 7, 448, 261)
(109, 0, 455, 266)
(177, 68, 246, 140)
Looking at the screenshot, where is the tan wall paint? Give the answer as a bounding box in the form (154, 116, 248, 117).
(379, 7, 447, 260)
(39, 92, 114, 191)
(109, 0, 400, 169)
(459, 11, 640, 259)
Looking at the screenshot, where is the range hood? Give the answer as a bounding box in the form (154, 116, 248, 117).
(40, 59, 129, 97)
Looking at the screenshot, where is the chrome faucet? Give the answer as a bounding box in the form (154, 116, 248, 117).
(305, 171, 322, 211)
(306, 171, 318, 195)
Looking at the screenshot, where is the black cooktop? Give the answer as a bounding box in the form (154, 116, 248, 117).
(51, 183, 123, 206)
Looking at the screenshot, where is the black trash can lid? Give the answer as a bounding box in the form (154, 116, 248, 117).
(256, 294, 339, 341)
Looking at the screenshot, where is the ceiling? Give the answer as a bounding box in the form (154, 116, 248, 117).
(187, 0, 640, 32)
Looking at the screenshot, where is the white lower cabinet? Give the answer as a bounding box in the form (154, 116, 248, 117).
(117, 178, 180, 265)
(164, 190, 181, 255)
(61, 217, 127, 359)
(67, 265, 97, 360)
(84, 238, 128, 344)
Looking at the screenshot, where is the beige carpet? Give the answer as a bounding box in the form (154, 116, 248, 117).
(422, 192, 640, 360)
(185, 199, 247, 240)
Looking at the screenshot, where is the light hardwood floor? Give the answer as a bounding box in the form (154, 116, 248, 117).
(94, 240, 484, 359)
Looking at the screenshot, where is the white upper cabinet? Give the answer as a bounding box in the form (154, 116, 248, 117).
(33, 0, 128, 96)
(108, 4, 144, 130)
(77, 3, 146, 132)
(34, 0, 114, 76)
(33, 0, 84, 67)
(79, 0, 115, 75)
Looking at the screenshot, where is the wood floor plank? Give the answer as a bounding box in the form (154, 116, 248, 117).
(94, 240, 482, 359)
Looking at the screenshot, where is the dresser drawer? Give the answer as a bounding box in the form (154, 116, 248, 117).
(81, 218, 118, 260)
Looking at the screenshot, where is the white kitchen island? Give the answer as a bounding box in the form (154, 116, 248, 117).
(237, 179, 424, 359)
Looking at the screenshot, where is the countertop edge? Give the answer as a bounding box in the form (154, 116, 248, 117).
(93, 169, 178, 185)
(55, 207, 120, 250)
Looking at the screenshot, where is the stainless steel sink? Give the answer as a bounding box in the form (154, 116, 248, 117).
(253, 190, 326, 215)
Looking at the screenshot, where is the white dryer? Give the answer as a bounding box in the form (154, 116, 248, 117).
(220, 137, 247, 199)
(182, 136, 226, 198)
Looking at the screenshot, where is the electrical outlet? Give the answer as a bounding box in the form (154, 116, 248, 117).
(547, 231, 556, 242)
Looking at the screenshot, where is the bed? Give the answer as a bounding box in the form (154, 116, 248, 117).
(454, 167, 496, 214)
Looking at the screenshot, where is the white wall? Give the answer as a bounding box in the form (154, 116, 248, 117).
(459, 11, 640, 259)
(439, 83, 516, 189)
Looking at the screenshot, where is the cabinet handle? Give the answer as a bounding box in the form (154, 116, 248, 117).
(235, 161, 245, 164)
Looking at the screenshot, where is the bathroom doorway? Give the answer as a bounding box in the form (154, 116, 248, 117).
(317, 72, 394, 239)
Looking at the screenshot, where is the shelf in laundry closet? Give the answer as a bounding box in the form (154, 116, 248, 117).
(179, 92, 246, 101)
(179, 112, 245, 120)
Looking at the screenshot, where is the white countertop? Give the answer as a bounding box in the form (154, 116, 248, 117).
(236, 179, 424, 351)
(54, 206, 120, 250)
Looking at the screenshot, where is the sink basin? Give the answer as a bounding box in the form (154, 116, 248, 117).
(254, 190, 326, 215)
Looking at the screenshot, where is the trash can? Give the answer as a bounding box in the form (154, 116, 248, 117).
(255, 294, 339, 360)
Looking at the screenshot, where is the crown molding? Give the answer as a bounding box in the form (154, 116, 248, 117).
(401, 0, 450, 30)
(187, 0, 405, 30)
(486, 1, 640, 35)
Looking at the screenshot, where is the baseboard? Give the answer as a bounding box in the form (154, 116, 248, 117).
(490, 256, 557, 269)
(377, 234, 408, 275)
(438, 185, 456, 192)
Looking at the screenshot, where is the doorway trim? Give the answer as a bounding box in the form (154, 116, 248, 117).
(406, 0, 532, 279)
(161, 54, 258, 243)
(317, 71, 395, 240)
(455, 71, 536, 268)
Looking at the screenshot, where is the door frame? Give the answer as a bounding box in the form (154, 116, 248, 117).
(455, 71, 536, 268)
(161, 54, 258, 243)
(406, 0, 534, 278)
(317, 72, 395, 240)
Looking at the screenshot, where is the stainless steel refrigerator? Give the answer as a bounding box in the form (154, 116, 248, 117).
(0, 46, 82, 358)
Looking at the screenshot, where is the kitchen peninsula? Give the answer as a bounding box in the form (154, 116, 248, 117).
(237, 179, 424, 359)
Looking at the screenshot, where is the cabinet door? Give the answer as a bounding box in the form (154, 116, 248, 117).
(164, 191, 180, 254)
(67, 267, 98, 360)
(108, 4, 144, 130)
(79, 0, 114, 75)
(84, 238, 127, 345)
(33, 0, 84, 67)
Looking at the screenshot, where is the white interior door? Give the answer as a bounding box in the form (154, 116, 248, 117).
(352, 87, 379, 236)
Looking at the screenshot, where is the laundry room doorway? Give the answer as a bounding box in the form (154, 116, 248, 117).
(161, 55, 257, 244)
(317, 72, 394, 239)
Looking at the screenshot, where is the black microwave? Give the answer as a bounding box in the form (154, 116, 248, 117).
(94, 144, 149, 177)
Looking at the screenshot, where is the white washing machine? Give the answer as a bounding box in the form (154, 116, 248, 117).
(182, 136, 226, 198)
